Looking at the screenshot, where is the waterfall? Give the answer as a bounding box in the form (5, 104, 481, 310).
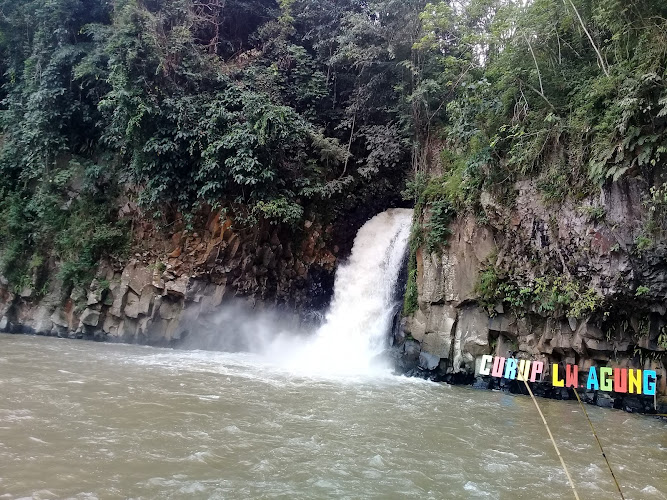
(270, 208, 413, 377)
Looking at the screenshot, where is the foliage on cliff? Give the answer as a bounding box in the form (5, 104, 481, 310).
(417, 0, 666, 199)
(476, 266, 602, 319)
(0, 0, 430, 287)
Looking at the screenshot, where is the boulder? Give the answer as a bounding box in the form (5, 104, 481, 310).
(577, 321, 605, 340)
(419, 252, 445, 304)
(159, 297, 183, 321)
(128, 265, 153, 295)
(426, 304, 457, 335)
(418, 351, 440, 371)
(418, 216, 496, 305)
(419, 304, 457, 358)
(403, 340, 421, 363)
(110, 265, 133, 317)
(80, 308, 101, 327)
(137, 286, 155, 316)
(50, 310, 69, 328)
(568, 317, 577, 331)
(225, 234, 241, 260)
(421, 330, 452, 358)
(151, 273, 165, 291)
(459, 306, 490, 358)
(488, 314, 517, 335)
(166, 275, 189, 297)
(102, 314, 121, 337)
(87, 288, 103, 306)
(404, 307, 427, 342)
(185, 279, 207, 302)
(452, 306, 490, 373)
(124, 291, 142, 319)
(118, 317, 139, 340)
(583, 337, 614, 352)
(200, 284, 226, 314)
(595, 392, 615, 409)
(551, 331, 575, 350)
(31, 306, 55, 334)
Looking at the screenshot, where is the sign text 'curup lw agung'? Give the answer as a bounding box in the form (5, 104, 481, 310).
(476, 355, 657, 396)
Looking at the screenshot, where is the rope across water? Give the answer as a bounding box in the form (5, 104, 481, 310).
(522, 379, 580, 500)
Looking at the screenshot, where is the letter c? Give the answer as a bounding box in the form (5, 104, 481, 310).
(478, 355, 493, 376)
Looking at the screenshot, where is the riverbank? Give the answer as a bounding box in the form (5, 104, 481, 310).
(400, 179, 667, 408)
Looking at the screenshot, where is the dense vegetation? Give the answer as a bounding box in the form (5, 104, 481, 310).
(0, 0, 422, 289)
(413, 0, 667, 213)
(0, 0, 665, 298)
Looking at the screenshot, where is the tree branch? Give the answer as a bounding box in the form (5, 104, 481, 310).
(523, 32, 544, 95)
(564, 0, 609, 76)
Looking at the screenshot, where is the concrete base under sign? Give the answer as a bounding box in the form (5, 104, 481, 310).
(477, 376, 665, 414)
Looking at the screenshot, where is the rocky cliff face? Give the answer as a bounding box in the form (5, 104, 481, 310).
(397, 177, 667, 405)
(0, 206, 340, 345)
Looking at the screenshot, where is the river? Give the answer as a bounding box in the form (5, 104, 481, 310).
(0, 334, 665, 500)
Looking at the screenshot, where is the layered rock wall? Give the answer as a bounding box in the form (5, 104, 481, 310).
(398, 178, 667, 404)
(0, 208, 338, 345)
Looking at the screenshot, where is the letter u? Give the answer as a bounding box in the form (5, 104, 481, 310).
(491, 357, 506, 378)
(517, 359, 531, 381)
(613, 368, 627, 393)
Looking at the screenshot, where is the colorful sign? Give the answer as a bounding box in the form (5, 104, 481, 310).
(477, 355, 657, 396)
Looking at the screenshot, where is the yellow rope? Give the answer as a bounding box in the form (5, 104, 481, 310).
(572, 388, 625, 499)
(522, 379, 580, 500)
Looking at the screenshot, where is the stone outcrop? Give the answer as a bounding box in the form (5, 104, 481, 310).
(399, 179, 667, 404)
(0, 207, 340, 345)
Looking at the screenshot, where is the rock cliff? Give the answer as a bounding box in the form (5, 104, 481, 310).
(397, 177, 667, 406)
(0, 206, 340, 346)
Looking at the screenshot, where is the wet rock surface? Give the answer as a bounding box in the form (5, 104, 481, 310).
(396, 179, 667, 412)
(0, 208, 342, 345)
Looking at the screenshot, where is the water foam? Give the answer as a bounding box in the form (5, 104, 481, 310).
(266, 208, 413, 377)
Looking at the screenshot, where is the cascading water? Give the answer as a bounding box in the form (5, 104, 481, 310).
(270, 208, 413, 377)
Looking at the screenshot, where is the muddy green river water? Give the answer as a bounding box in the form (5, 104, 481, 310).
(0, 334, 665, 499)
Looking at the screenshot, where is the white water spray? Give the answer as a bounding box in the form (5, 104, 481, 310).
(269, 208, 413, 377)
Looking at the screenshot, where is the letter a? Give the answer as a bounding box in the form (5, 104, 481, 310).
(586, 368, 600, 390)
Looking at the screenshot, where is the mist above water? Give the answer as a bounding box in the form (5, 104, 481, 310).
(267, 208, 413, 377)
(177, 208, 413, 378)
